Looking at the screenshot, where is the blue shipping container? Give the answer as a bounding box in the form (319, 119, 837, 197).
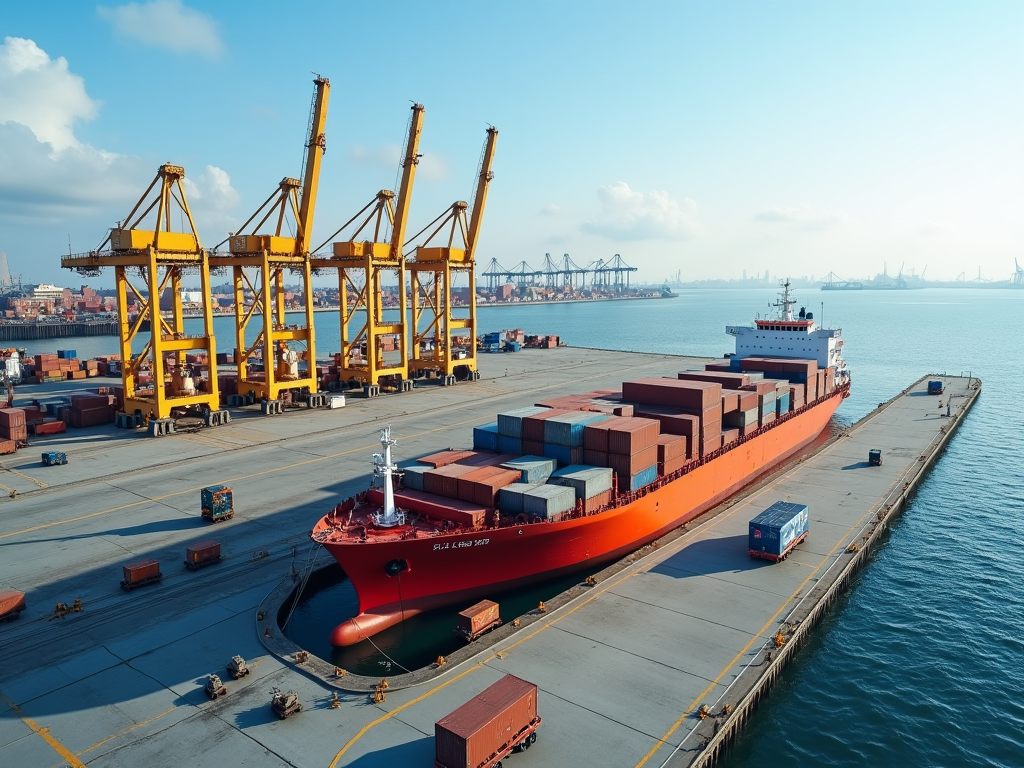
(473, 423, 499, 452)
(748, 501, 809, 561)
(497, 434, 523, 454)
(776, 393, 791, 415)
(402, 465, 429, 491)
(543, 412, 608, 447)
(496, 406, 548, 439)
(626, 464, 658, 492)
(542, 443, 582, 468)
(549, 465, 614, 500)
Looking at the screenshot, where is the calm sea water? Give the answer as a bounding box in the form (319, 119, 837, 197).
(31, 289, 1024, 765)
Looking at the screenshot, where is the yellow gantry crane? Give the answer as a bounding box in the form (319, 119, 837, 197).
(210, 75, 329, 405)
(311, 103, 425, 392)
(61, 164, 223, 425)
(408, 126, 498, 384)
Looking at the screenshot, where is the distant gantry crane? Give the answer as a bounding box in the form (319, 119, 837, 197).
(210, 75, 329, 406)
(311, 103, 424, 391)
(60, 164, 224, 426)
(408, 126, 498, 385)
(480, 253, 637, 291)
(1013, 259, 1024, 286)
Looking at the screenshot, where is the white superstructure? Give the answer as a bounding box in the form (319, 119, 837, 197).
(727, 280, 848, 385)
(371, 425, 406, 528)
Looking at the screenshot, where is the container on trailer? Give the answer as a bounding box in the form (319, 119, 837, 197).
(0, 590, 26, 621)
(748, 501, 809, 562)
(454, 599, 502, 642)
(201, 485, 234, 521)
(522, 484, 576, 520)
(184, 540, 222, 570)
(121, 558, 162, 590)
(473, 423, 499, 452)
(927, 380, 944, 395)
(868, 449, 882, 466)
(548, 465, 613, 500)
(434, 674, 540, 768)
(499, 456, 555, 484)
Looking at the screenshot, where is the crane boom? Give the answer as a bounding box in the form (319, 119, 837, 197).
(297, 76, 330, 254)
(390, 104, 425, 259)
(466, 127, 498, 257)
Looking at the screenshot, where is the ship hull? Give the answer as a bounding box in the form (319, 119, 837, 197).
(318, 390, 844, 645)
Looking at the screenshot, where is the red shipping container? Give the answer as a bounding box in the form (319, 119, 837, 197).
(634, 406, 700, 439)
(456, 600, 501, 639)
(367, 488, 486, 528)
(582, 488, 612, 514)
(1, 424, 27, 441)
(721, 427, 740, 446)
(459, 453, 518, 467)
(435, 675, 539, 768)
(658, 455, 689, 477)
(742, 380, 777, 395)
(720, 391, 740, 414)
(656, 434, 687, 462)
(458, 467, 521, 506)
(122, 559, 161, 585)
(701, 433, 723, 457)
(70, 394, 108, 409)
(185, 540, 221, 567)
(725, 389, 758, 411)
(0, 408, 26, 428)
(789, 383, 806, 402)
(622, 378, 721, 410)
(521, 409, 572, 443)
(677, 370, 750, 388)
(607, 417, 660, 456)
(608, 445, 658, 477)
(522, 440, 545, 456)
(424, 463, 479, 498)
(418, 450, 477, 468)
(704, 362, 734, 372)
(582, 449, 608, 467)
(0, 439, 15, 455)
(32, 420, 66, 435)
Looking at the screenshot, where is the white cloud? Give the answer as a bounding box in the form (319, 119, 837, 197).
(540, 203, 562, 216)
(349, 144, 447, 181)
(182, 165, 241, 242)
(754, 204, 846, 231)
(581, 181, 699, 241)
(97, 0, 223, 59)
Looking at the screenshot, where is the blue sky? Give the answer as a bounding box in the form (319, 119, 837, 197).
(1, 1, 1021, 286)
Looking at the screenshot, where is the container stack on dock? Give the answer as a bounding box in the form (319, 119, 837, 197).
(0, 408, 25, 452)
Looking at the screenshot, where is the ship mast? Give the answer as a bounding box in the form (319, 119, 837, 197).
(773, 278, 796, 321)
(372, 425, 406, 527)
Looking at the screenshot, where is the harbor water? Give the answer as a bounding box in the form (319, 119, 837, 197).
(24, 288, 1024, 766)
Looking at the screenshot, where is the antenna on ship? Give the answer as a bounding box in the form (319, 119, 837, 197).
(371, 425, 406, 528)
(773, 278, 796, 321)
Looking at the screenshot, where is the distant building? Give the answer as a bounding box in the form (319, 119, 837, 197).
(31, 283, 65, 303)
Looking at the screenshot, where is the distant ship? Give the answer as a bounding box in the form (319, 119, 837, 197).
(312, 281, 850, 646)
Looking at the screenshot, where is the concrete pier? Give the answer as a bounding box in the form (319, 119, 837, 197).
(0, 349, 978, 768)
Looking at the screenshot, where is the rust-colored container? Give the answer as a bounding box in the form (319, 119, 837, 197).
(458, 467, 521, 507)
(720, 391, 740, 414)
(0, 439, 15, 455)
(122, 559, 161, 588)
(185, 540, 221, 569)
(726, 389, 758, 412)
(1, 424, 27, 442)
(521, 409, 572, 442)
(455, 599, 501, 641)
(521, 439, 545, 456)
(607, 417, 660, 456)
(582, 449, 608, 467)
(418, 450, 478, 469)
(701, 433, 723, 456)
(0, 408, 26, 427)
(622, 378, 721, 410)
(608, 445, 658, 477)
(658, 454, 688, 476)
(583, 416, 630, 452)
(656, 434, 687, 462)
(0, 589, 26, 619)
(581, 488, 612, 514)
(33, 420, 66, 435)
(677, 370, 751, 388)
(634, 406, 700, 439)
(435, 675, 540, 768)
(742, 380, 778, 396)
(424, 463, 479, 499)
(721, 427, 740, 446)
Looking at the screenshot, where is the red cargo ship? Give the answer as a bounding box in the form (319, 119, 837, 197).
(312, 283, 850, 646)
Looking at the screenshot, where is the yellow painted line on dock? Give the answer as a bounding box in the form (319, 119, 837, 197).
(0, 481, 17, 496)
(78, 706, 176, 756)
(7, 467, 47, 488)
(327, 664, 483, 768)
(0, 687, 86, 768)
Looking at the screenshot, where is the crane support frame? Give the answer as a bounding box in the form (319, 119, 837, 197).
(408, 126, 497, 381)
(312, 104, 424, 387)
(210, 76, 329, 402)
(60, 163, 221, 420)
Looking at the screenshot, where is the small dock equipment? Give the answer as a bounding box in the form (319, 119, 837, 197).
(41, 452, 68, 466)
(201, 485, 234, 522)
(749, 501, 809, 563)
(868, 449, 882, 466)
(454, 599, 502, 642)
(204, 673, 227, 699)
(120, 559, 162, 590)
(271, 689, 302, 719)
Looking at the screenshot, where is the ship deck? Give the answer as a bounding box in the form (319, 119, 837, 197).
(0, 348, 978, 768)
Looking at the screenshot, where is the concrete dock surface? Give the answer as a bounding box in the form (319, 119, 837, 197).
(0, 349, 978, 768)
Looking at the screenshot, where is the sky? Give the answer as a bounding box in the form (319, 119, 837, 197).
(0, 0, 1021, 288)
